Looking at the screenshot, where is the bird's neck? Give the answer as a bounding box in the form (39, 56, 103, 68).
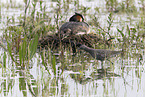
(81, 46, 93, 53)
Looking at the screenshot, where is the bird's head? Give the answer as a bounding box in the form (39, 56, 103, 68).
(69, 12, 84, 22)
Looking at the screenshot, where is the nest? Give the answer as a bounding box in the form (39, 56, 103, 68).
(38, 33, 112, 51)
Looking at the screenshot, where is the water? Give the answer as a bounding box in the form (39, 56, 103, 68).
(0, 0, 145, 97)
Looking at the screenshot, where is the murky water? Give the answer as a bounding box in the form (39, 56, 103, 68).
(0, 0, 145, 97)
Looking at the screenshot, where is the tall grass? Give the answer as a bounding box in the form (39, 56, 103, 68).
(0, 0, 144, 97)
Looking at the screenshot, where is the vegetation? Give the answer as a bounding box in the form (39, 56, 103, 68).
(0, 0, 144, 96)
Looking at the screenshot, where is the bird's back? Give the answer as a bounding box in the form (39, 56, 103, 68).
(59, 22, 89, 35)
(91, 49, 121, 61)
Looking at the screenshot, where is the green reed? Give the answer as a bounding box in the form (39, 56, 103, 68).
(0, 0, 144, 75)
(0, 0, 144, 97)
(1, 0, 47, 67)
(3, 52, 6, 68)
(105, 0, 137, 13)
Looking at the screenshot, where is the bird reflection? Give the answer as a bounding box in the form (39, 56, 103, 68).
(69, 67, 120, 84)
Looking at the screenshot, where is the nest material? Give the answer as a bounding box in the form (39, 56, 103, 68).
(38, 33, 111, 50)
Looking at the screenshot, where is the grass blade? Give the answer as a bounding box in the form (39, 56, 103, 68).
(29, 34, 38, 59)
(52, 55, 56, 75)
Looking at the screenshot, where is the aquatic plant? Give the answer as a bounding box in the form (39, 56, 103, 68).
(0, 0, 144, 97)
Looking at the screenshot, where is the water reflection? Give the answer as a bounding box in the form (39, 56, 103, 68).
(1, 66, 38, 97)
(0, 0, 145, 96)
(0, 43, 144, 97)
(69, 67, 121, 84)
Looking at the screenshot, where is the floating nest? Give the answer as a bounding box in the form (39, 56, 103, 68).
(38, 33, 112, 51)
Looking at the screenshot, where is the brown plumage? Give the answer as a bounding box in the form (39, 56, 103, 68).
(59, 13, 90, 36)
(69, 13, 84, 22)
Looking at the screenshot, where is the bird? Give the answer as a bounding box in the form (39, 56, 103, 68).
(59, 12, 90, 37)
(77, 44, 122, 68)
